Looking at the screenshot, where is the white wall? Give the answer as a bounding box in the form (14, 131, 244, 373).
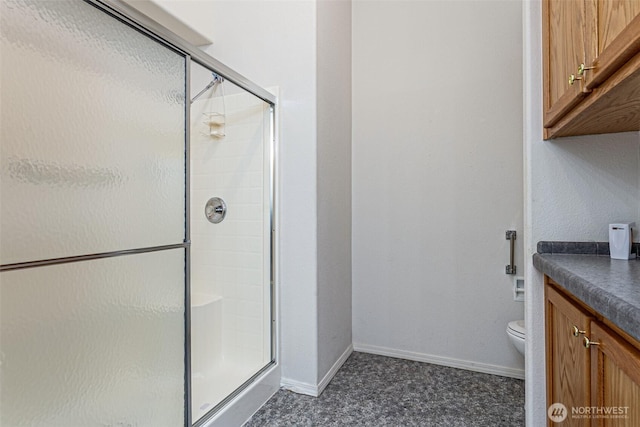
(121, 0, 216, 45)
(530, 134, 640, 242)
(352, 0, 525, 377)
(200, 0, 320, 389)
(523, 1, 640, 425)
(316, 0, 353, 385)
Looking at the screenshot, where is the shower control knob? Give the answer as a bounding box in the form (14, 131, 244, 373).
(205, 197, 227, 224)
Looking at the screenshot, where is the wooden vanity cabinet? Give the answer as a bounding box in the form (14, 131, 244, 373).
(546, 284, 593, 427)
(590, 322, 640, 426)
(545, 279, 640, 426)
(543, 0, 640, 139)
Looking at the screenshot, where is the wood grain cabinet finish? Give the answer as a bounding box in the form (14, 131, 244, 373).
(546, 284, 593, 427)
(586, 0, 640, 89)
(545, 279, 640, 426)
(543, 0, 640, 139)
(589, 322, 640, 427)
(543, 0, 591, 131)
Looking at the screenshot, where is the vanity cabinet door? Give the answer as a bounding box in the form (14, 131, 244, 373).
(589, 322, 640, 427)
(546, 284, 594, 427)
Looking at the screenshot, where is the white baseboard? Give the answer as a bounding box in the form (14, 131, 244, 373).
(281, 343, 354, 397)
(279, 376, 319, 397)
(353, 343, 525, 380)
(317, 343, 353, 395)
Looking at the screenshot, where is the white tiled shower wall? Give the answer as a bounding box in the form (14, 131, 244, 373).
(190, 88, 271, 369)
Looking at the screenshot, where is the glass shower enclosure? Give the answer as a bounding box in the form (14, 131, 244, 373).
(0, 1, 276, 425)
(189, 63, 274, 423)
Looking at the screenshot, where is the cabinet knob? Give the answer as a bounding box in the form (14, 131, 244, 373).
(569, 74, 582, 85)
(577, 63, 595, 76)
(572, 325, 586, 337)
(584, 336, 600, 348)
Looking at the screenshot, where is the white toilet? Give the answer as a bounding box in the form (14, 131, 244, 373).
(507, 320, 525, 356)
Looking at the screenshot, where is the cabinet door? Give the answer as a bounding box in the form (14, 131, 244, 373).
(546, 284, 593, 427)
(584, 0, 640, 89)
(589, 322, 640, 427)
(543, 0, 591, 129)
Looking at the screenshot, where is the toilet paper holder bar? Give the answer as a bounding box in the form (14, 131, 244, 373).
(506, 230, 517, 275)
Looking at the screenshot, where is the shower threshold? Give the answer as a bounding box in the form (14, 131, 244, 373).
(192, 360, 265, 422)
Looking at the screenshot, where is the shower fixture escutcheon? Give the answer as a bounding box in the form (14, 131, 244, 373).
(205, 197, 227, 224)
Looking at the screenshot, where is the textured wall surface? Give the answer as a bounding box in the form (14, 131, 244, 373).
(531, 133, 640, 243)
(352, 0, 525, 377)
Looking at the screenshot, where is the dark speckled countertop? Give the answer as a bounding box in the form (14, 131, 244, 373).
(533, 252, 640, 342)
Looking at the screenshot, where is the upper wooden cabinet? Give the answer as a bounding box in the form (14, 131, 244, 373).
(543, 0, 640, 139)
(543, 0, 591, 129)
(586, 1, 640, 88)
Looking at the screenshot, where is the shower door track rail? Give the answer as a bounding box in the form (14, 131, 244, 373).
(88, 0, 277, 107)
(0, 243, 189, 272)
(192, 360, 277, 427)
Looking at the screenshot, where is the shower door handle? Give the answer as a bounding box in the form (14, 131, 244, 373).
(505, 230, 516, 275)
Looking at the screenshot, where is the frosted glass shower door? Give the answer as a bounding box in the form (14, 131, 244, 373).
(1, 251, 186, 426)
(1, 1, 187, 425)
(0, 0, 186, 265)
